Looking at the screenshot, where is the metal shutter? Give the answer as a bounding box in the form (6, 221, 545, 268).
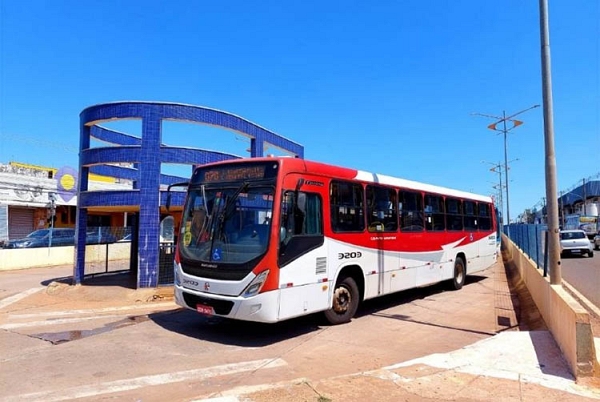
(8, 207, 35, 240)
(0, 205, 8, 242)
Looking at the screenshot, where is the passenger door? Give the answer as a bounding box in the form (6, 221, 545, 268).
(278, 175, 329, 319)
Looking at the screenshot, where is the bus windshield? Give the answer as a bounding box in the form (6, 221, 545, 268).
(179, 183, 275, 264)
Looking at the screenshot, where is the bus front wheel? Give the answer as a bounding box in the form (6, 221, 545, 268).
(451, 257, 466, 290)
(324, 276, 359, 325)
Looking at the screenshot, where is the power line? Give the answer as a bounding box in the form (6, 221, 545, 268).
(0, 132, 78, 154)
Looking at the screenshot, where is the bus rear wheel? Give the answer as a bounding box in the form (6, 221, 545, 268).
(324, 276, 359, 325)
(451, 257, 466, 290)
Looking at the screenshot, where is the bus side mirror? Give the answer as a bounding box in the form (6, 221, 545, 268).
(166, 181, 189, 212)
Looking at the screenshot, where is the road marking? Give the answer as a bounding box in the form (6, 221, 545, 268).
(0, 314, 126, 329)
(9, 301, 176, 319)
(0, 287, 44, 310)
(3, 358, 287, 402)
(192, 377, 310, 401)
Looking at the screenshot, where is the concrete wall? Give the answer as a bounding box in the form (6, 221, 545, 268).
(0, 243, 131, 271)
(502, 233, 597, 378)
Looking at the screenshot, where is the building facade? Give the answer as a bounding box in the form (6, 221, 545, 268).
(0, 162, 130, 244)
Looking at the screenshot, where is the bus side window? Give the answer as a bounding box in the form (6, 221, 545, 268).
(463, 201, 477, 230)
(478, 203, 491, 230)
(294, 193, 306, 234)
(366, 185, 398, 232)
(399, 190, 424, 232)
(330, 181, 365, 232)
(280, 191, 323, 242)
(279, 191, 324, 267)
(425, 194, 445, 231)
(445, 198, 463, 231)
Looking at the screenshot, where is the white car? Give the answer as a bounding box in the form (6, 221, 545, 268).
(559, 230, 594, 257)
(593, 231, 600, 251)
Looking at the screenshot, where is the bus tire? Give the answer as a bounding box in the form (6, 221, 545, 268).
(324, 276, 359, 325)
(451, 257, 466, 290)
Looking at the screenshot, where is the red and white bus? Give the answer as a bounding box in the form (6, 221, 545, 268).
(173, 157, 498, 324)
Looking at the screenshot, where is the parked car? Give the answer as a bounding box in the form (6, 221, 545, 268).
(593, 231, 600, 251)
(2, 227, 119, 249)
(118, 233, 132, 242)
(559, 229, 594, 257)
(2, 228, 75, 248)
(116, 233, 172, 243)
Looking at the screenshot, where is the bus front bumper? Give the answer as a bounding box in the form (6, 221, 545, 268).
(174, 284, 281, 323)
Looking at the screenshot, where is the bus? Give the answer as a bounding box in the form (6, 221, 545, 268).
(564, 214, 598, 238)
(173, 157, 498, 324)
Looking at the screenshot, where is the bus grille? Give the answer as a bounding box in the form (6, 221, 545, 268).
(182, 292, 234, 315)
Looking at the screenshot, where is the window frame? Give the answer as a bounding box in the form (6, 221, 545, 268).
(330, 180, 365, 233)
(366, 185, 398, 232)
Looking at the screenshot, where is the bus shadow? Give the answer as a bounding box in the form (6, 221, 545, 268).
(357, 275, 495, 337)
(356, 275, 486, 319)
(150, 308, 324, 347)
(150, 276, 487, 347)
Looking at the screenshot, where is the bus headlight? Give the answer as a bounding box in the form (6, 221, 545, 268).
(243, 270, 269, 297)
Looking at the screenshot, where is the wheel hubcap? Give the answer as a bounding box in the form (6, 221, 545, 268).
(457, 264, 464, 282)
(333, 287, 350, 313)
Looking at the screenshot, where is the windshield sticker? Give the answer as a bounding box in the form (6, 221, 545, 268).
(212, 248, 222, 261)
(183, 231, 192, 246)
(183, 221, 192, 246)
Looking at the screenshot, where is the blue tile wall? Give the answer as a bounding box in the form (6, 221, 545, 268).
(79, 190, 141, 208)
(76, 102, 304, 287)
(91, 125, 141, 146)
(81, 146, 142, 165)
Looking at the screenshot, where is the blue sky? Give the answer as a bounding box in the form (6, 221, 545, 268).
(0, 1, 598, 221)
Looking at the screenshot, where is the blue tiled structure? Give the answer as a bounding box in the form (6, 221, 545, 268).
(76, 102, 304, 287)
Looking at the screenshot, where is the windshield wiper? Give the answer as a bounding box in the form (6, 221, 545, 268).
(223, 182, 248, 219)
(209, 182, 249, 261)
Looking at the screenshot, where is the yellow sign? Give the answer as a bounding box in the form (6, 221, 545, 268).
(183, 231, 192, 246)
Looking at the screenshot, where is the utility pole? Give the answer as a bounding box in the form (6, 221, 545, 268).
(559, 191, 564, 228)
(539, 0, 561, 285)
(473, 106, 539, 233)
(582, 178, 587, 215)
(482, 160, 509, 227)
(48, 192, 57, 248)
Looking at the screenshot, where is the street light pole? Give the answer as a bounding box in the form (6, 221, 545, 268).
(491, 106, 540, 228)
(495, 163, 504, 223)
(482, 160, 508, 226)
(501, 111, 511, 226)
(474, 105, 538, 231)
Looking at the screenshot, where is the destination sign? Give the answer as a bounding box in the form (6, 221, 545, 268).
(194, 162, 278, 184)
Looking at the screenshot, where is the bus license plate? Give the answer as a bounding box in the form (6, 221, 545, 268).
(196, 304, 214, 316)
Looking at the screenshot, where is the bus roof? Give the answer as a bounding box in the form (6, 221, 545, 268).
(201, 156, 493, 204)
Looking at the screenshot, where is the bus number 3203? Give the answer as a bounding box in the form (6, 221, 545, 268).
(338, 251, 362, 259)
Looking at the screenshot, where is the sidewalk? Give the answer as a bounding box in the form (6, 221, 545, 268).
(201, 331, 599, 401)
(194, 261, 600, 401)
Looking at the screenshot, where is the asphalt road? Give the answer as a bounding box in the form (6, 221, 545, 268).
(0, 264, 506, 402)
(561, 252, 600, 308)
